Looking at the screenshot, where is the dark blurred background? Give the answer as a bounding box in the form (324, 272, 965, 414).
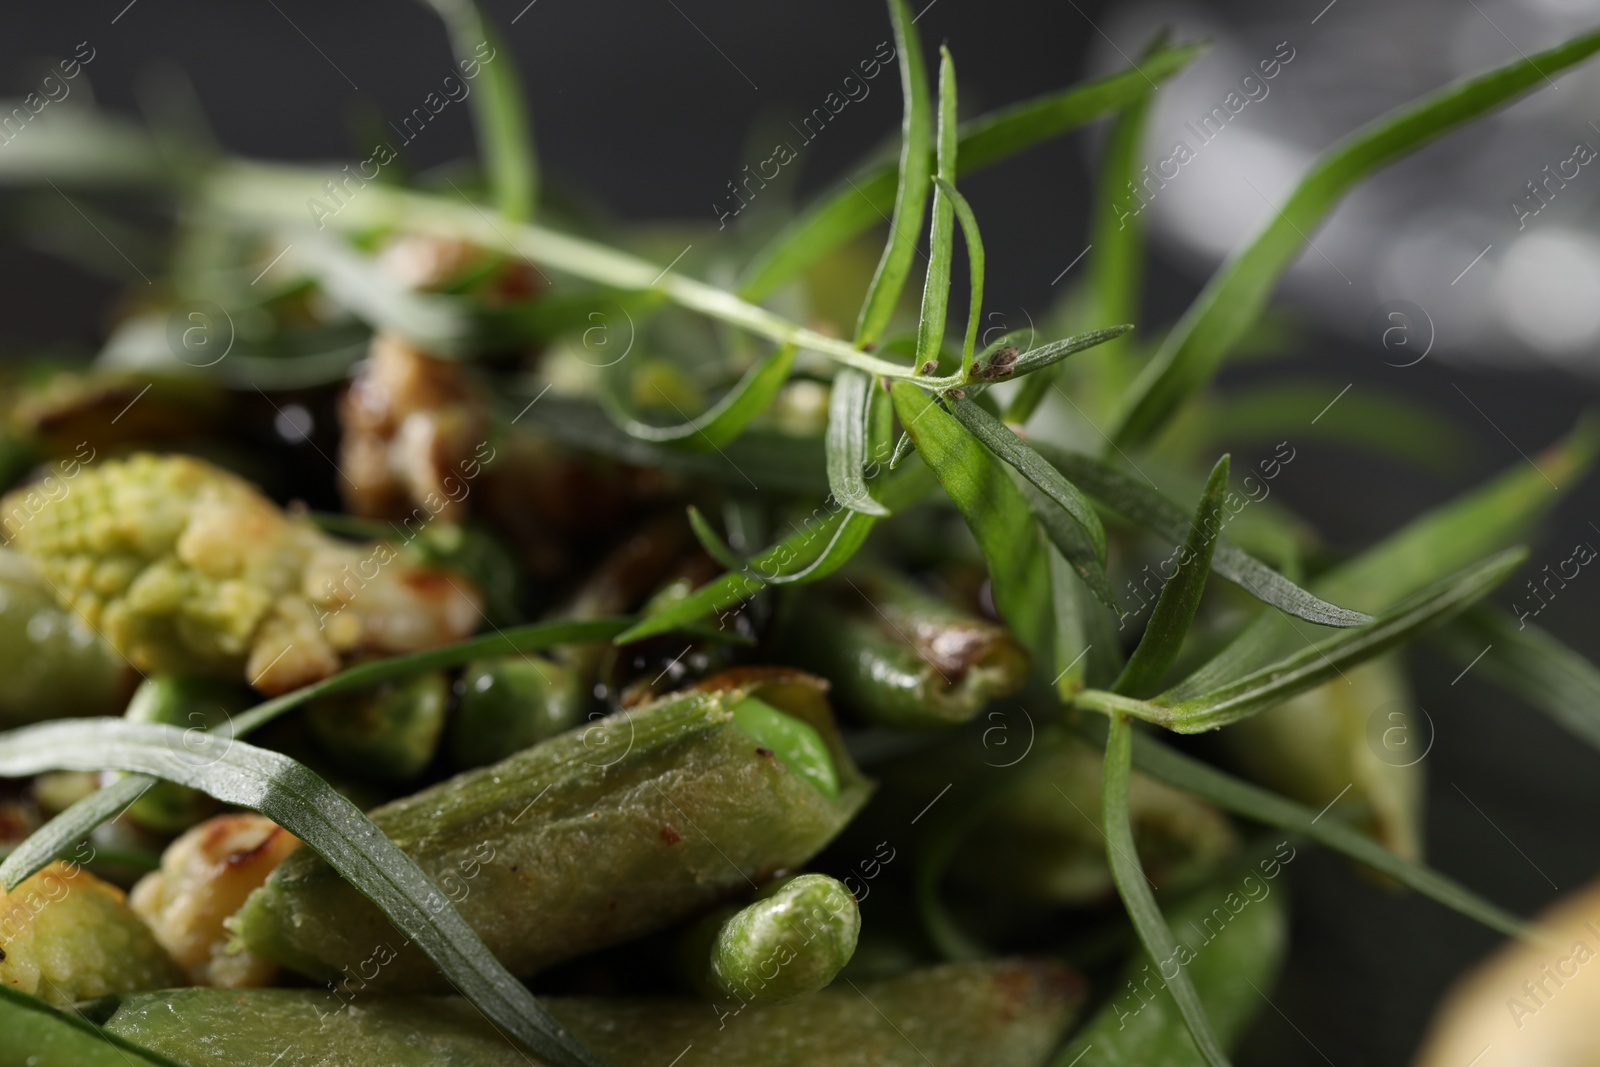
(3, 1, 1598, 1063)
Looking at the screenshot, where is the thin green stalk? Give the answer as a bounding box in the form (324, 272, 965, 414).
(203, 160, 962, 388)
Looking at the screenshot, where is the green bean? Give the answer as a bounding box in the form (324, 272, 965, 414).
(783, 569, 1029, 729)
(233, 667, 871, 990)
(95, 960, 1083, 1067)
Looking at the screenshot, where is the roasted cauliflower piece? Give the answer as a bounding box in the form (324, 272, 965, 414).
(131, 813, 300, 988)
(0, 453, 483, 694)
(0, 860, 182, 1005)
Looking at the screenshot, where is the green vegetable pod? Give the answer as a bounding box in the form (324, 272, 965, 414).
(0, 986, 178, 1067)
(691, 873, 860, 1005)
(94, 960, 1083, 1067)
(952, 733, 1239, 906)
(121, 675, 252, 832)
(1216, 657, 1423, 860)
(307, 670, 451, 783)
(447, 654, 584, 769)
(0, 548, 130, 728)
(784, 569, 1029, 729)
(1053, 852, 1289, 1064)
(233, 667, 872, 991)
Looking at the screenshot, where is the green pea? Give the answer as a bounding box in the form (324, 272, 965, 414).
(729, 696, 839, 799)
(307, 672, 450, 783)
(122, 676, 250, 833)
(447, 655, 583, 769)
(700, 873, 860, 1005)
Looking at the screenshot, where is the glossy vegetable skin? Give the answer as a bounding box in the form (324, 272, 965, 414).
(234, 667, 871, 990)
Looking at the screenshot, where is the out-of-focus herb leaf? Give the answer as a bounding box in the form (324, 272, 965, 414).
(738, 42, 1205, 301)
(1113, 455, 1228, 698)
(1103, 711, 1232, 1067)
(602, 341, 798, 449)
(1112, 28, 1600, 446)
(0, 722, 605, 1067)
(1165, 383, 1475, 476)
(0, 618, 631, 889)
(1082, 549, 1525, 732)
(419, 0, 537, 221)
(1007, 31, 1163, 423)
(1432, 606, 1600, 755)
(893, 381, 1052, 651)
(854, 0, 933, 349)
(1036, 442, 1368, 627)
(1077, 717, 1530, 938)
(827, 368, 890, 516)
(520, 393, 830, 495)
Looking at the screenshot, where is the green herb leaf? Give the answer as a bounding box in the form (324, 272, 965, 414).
(685, 505, 751, 572)
(1432, 606, 1600, 755)
(1077, 717, 1530, 939)
(617, 462, 939, 643)
(972, 324, 1132, 385)
(0, 985, 186, 1067)
(737, 42, 1205, 301)
(913, 48, 960, 372)
(602, 341, 798, 449)
(1021, 479, 1118, 609)
(892, 381, 1052, 651)
(294, 234, 476, 354)
(934, 177, 986, 379)
(0, 618, 631, 889)
(1102, 711, 1232, 1067)
(855, 0, 933, 348)
(949, 396, 1107, 561)
(1082, 549, 1526, 732)
(420, 0, 537, 221)
(827, 368, 891, 516)
(1112, 27, 1600, 446)
(1173, 420, 1597, 696)
(1037, 442, 1371, 628)
(1113, 455, 1228, 697)
(0, 722, 604, 1067)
